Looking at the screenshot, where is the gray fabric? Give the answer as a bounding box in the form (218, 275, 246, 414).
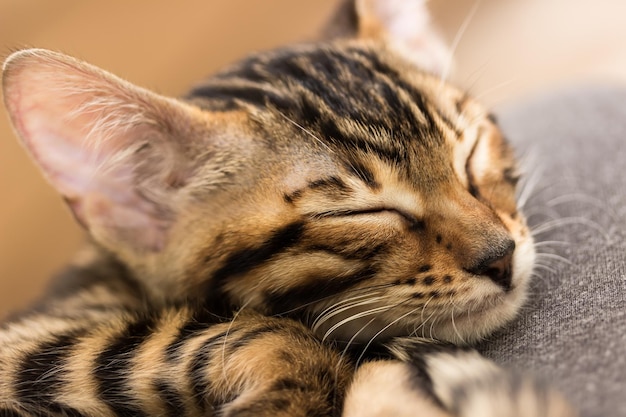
(478, 86, 626, 417)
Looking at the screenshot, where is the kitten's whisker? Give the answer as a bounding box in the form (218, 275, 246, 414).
(449, 297, 466, 345)
(322, 305, 394, 342)
(531, 216, 610, 241)
(420, 294, 436, 324)
(274, 283, 393, 316)
(333, 315, 377, 398)
(313, 290, 383, 319)
(428, 315, 437, 340)
(312, 296, 387, 334)
(516, 160, 544, 210)
(221, 298, 254, 385)
(533, 240, 570, 248)
(312, 292, 382, 327)
(318, 295, 385, 318)
(339, 316, 378, 367)
(411, 309, 436, 337)
(463, 56, 495, 95)
(532, 263, 558, 275)
(341, 317, 377, 357)
(523, 183, 580, 213)
(548, 192, 607, 208)
(275, 109, 334, 155)
(547, 192, 620, 220)
(535, 252, 574, 266)
(416, 294, 437, 339)
(439, 0, 482, 86)
(471, 78, 519, 103)
(355, 307, 421, 369)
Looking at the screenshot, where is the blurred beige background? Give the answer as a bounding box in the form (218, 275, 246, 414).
(1, 0, 625, 318)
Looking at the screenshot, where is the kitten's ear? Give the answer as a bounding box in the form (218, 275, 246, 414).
(330, 0, 450, 75)
(2, 49, 209, 252)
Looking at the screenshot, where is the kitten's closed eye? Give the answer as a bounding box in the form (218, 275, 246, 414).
(316, 207, 419, 224)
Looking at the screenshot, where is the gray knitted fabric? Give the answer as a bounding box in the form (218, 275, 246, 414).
(478, 86, 626, 417)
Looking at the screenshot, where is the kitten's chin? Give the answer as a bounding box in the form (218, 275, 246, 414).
(425, 289, 529, 345)
(313, 282, 531, 346)
(388, 280, 530, 346)
(312, 293, 525, 346)
(311, 288, 527, 346)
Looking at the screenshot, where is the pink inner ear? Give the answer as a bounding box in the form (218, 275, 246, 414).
(6, 61, 114, 197)
(370, 0, 430, 39)
(3, 49, 175, 252)
(358, 0, 450, 75)
(21, 114, 103, 198)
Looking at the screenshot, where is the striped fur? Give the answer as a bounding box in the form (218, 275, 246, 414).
(1, 1, 575, 415)
(0, 282, 351, 417)
(0, 279, 575, 417)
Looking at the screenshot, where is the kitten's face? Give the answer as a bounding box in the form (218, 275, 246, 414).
(171, 42, 534, 345)
(2, 3, 534, 345)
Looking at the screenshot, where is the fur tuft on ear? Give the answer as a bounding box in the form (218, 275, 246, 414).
(332, 0, 451, 75)
(2, 49, 209, 252)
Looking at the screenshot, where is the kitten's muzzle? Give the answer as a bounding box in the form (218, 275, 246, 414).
(465, 238, 515, 291)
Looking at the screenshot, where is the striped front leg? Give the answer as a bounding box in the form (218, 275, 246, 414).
(0, 303, 352, 417)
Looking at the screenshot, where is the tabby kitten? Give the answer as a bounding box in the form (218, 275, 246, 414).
(1, 0, 574, 416)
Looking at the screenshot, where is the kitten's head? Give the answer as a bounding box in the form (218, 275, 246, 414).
(2, 0, 534, 344)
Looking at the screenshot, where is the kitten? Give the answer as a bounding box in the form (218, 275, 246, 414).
(0, 0, 574, 415)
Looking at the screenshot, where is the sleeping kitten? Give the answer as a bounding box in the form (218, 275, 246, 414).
(0, 0, 574, 415)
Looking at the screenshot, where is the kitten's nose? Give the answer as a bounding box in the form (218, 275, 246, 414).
(465, 239, 515, 291)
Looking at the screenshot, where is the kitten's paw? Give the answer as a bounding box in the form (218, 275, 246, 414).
(388, 338, 577, 417)
(343, 360, 452, 417)
(344, 339, 577, 417)
(423, 349, 576, 417)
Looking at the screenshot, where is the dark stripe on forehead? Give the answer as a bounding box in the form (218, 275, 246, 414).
(283, 189, 303, 205)
(189, 83, 295, 110)
(285, 176, 351, 206)
(191, 45, 443, 145)
(345, 49, 434, 112)
(308, 176, 349, 191)
(344, 160, 380, 189)
(296, 49, 433, 135)
(214, 54, 273, 83)
(433, 107, 463, 138)
(190, 44, 454, 185)
(318, 117, 404, 164)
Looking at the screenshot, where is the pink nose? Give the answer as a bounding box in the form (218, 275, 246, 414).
(465, 239, 515, 291)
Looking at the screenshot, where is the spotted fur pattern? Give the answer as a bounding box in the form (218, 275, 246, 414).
(1, 0, 575, 416)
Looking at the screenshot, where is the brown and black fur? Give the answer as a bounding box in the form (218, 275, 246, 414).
(0, 1, 575, 416)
